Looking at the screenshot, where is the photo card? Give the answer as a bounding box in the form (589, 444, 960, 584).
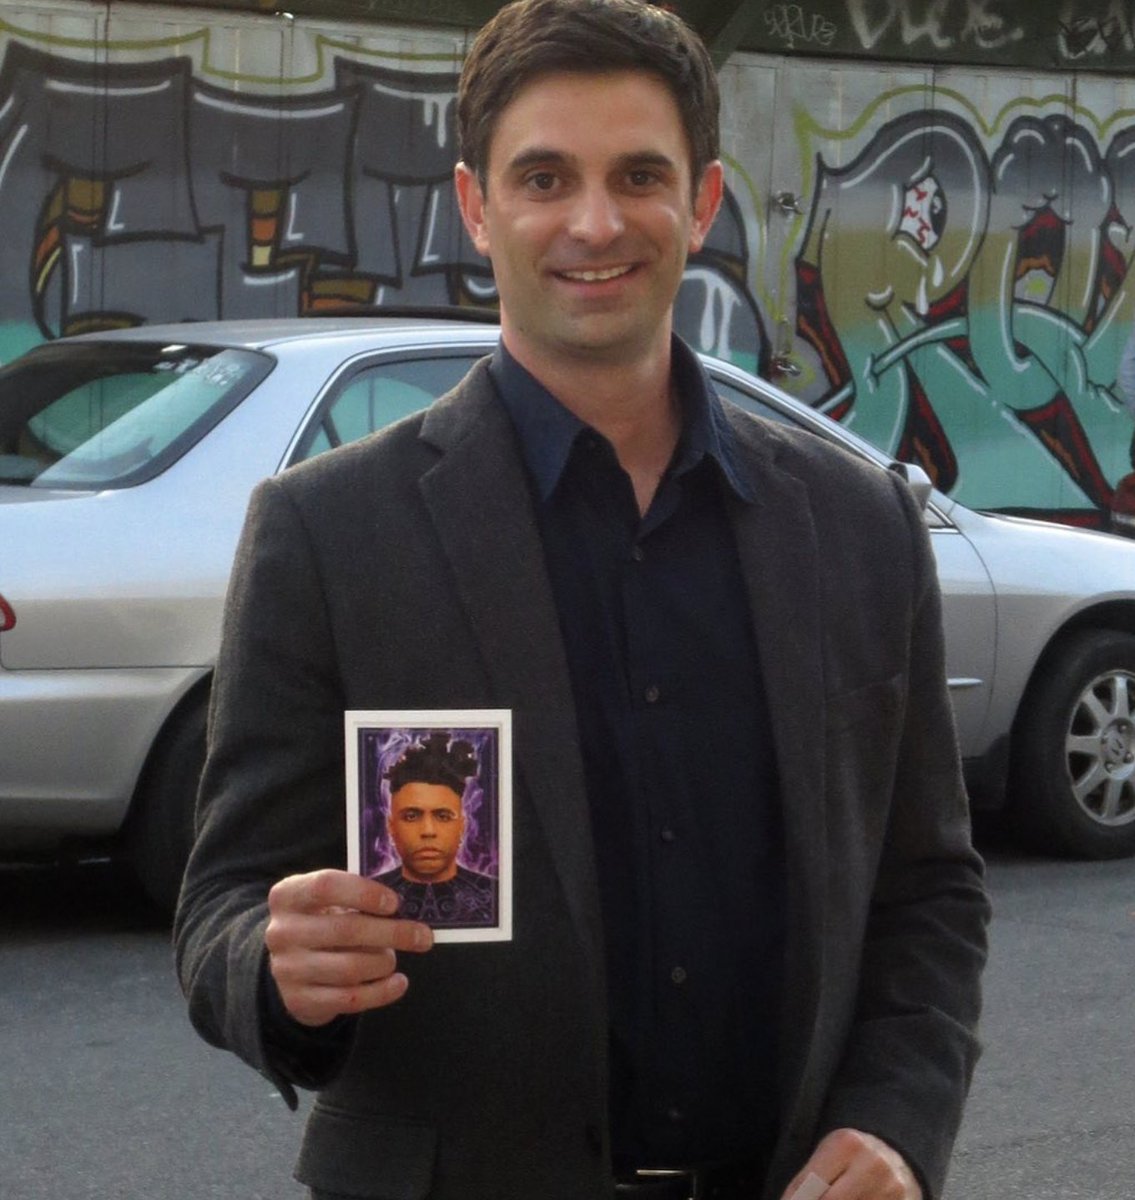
(345, 709, 512, 943)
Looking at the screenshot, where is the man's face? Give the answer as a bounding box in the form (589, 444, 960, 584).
(387, 782, 466, 883)
(455, 70, 722, 374)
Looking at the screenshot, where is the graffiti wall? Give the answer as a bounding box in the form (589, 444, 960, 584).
(749, 0, 1135, 73)
(0, 3, 764, 370)
(3, 2, 1135, 527)
(755, 62, 1135, 525)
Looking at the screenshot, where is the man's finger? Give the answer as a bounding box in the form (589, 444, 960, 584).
(266, 909, 434, 956)
(270, 947, 399, 990)
(269, 868, 401, 917)
(787, 1173, 830, 1200)
(782, 1129, 920, 1200)
(283, 972, 411, 1027)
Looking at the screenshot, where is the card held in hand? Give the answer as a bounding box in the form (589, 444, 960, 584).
(345, 709, 512, 943)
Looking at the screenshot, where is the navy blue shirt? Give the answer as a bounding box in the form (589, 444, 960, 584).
(491, 338, 784, 1169)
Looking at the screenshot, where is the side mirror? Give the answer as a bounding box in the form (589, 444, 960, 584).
(888, 460, 933, 510)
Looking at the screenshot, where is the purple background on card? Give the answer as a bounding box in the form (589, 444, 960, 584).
(357, 726, 500, 879)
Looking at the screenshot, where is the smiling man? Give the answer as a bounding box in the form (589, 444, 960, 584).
(175, 4, 989, 1200)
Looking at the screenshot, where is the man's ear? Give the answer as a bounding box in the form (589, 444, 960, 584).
(688, 159, 724, 255)
(455, 162, 491, 257)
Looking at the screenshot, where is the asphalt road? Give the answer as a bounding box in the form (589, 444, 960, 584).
(943, 828, 1135, 1199)
(0, 836, 1132, 1200)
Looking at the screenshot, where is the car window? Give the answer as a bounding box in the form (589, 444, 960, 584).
(294, 354, 482, 463)
(711, 371, 948, 527)
(712, 377, 799, 427)
(0, 342, 272, 489)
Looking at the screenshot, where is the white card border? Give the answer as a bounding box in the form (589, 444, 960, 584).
(345, 708, 512, 943)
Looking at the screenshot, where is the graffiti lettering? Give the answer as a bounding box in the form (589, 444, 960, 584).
(847, 0, 1024, 52)
(1058, 15, 1135, 60)
(0, 39, 765, 369)
(796, 103, 1135, 530)
(763, 4, 838, 50)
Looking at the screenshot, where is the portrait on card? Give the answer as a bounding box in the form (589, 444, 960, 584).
(345, 709, 512, 942)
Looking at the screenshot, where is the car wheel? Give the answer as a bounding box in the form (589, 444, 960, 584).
(1010, 629, 1135, 858)
(123, 698, 207, 912)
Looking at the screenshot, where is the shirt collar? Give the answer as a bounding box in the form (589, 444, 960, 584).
(489, 335, 754, 504)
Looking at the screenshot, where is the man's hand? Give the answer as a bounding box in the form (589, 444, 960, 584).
(781, 1129, 923, 1200)
(265, 868, 434, 1026)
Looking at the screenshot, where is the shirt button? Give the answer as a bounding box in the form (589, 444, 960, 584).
(630, 544, 645, 563)
(659, 826, 676, 843)
(644, 684, 660, 704)
(667, 1105, 684, 1123)
(670, 966, 687, 985)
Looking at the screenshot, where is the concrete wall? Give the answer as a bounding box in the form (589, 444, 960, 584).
(3, 1, 1134, 525)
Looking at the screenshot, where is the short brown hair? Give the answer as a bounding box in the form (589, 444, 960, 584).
(457, 0, 720, 186)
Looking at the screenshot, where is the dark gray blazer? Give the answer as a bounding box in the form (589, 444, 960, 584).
(175, 359, 989, 1200)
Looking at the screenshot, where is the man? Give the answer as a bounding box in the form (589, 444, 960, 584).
(175, 2, 990, 1199)
(375, 732, 496, 925)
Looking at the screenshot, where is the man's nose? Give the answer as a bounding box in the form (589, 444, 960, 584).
(567, 183, 625, 244)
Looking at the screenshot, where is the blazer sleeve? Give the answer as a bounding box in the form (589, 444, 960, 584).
(173, 473, 356, 1106)
(815, 475, 991, 1198)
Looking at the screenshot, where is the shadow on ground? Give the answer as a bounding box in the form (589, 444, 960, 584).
(0, 854, 167, 936)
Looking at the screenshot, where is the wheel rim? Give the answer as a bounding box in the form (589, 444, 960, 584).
(1065, 668, 1135, 827)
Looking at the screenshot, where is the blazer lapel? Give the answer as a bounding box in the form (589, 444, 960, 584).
(723, 408, 831, 1130)
(417, 364, 605, 981)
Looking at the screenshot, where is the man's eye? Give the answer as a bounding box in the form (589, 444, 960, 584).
(527, 172, 558, 192)
(629, 169, 658, 187)
(435, 811, 457, 822)
(401, 810, 422, 822)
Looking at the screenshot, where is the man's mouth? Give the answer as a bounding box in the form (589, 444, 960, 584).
(557, 264, 635, 283)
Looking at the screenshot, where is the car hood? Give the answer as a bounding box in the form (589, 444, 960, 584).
(955, 504, 1135, 603)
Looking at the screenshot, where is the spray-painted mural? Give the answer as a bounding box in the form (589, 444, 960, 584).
(0, 15, 765, 371)
(751, 0, 1135, 72)
(3, 3, 1135, 528)
(777, 80, 1135, 527)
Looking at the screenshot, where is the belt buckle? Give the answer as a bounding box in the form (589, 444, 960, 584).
(632, 1166, 701, 1200)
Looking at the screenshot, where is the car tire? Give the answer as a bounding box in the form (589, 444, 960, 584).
(124, 698, 207, 912)
(1010, 629, 1135, 859)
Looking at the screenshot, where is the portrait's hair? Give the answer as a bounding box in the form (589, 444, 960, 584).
(385, 731, 478, 798)
(457, 0, 720, 187)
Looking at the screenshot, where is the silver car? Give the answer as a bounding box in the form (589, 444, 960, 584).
(3, 316, 1135, 907)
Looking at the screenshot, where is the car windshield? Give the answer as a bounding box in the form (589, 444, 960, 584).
(0, 341, 273, 489)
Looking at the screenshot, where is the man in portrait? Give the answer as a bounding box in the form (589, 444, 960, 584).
(374, 731, 496, 925)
